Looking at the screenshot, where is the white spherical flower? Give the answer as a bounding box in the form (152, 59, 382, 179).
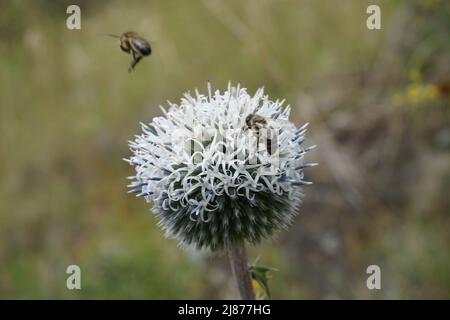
(126, 83, 316, 250)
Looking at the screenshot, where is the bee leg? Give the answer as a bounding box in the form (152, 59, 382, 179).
(128, 52, 143, 72)
(267, 138, 272, 155)
(255, 130, 261, 156)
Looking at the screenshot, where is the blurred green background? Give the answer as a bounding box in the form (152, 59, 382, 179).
(0, 0, 449, 299)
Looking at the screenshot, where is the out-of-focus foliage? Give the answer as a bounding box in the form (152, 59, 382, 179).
(0, 0, 449, 299)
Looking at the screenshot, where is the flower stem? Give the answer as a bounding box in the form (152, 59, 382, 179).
(228, 242, 255, 300)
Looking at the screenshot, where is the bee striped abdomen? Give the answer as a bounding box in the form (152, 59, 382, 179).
(131, 37, 152, 56)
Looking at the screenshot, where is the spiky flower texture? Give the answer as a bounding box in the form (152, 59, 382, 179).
(126, 84, 315, 251)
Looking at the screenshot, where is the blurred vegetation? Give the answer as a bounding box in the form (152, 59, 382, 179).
(0, 0, 449, 299)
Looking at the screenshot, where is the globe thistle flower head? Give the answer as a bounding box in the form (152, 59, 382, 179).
(126, 83, 316, 251)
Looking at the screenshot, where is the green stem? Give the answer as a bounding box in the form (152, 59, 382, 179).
(228, 242, 255, 300)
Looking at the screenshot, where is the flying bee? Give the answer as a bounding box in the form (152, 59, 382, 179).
(109, 31, 151, 72)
